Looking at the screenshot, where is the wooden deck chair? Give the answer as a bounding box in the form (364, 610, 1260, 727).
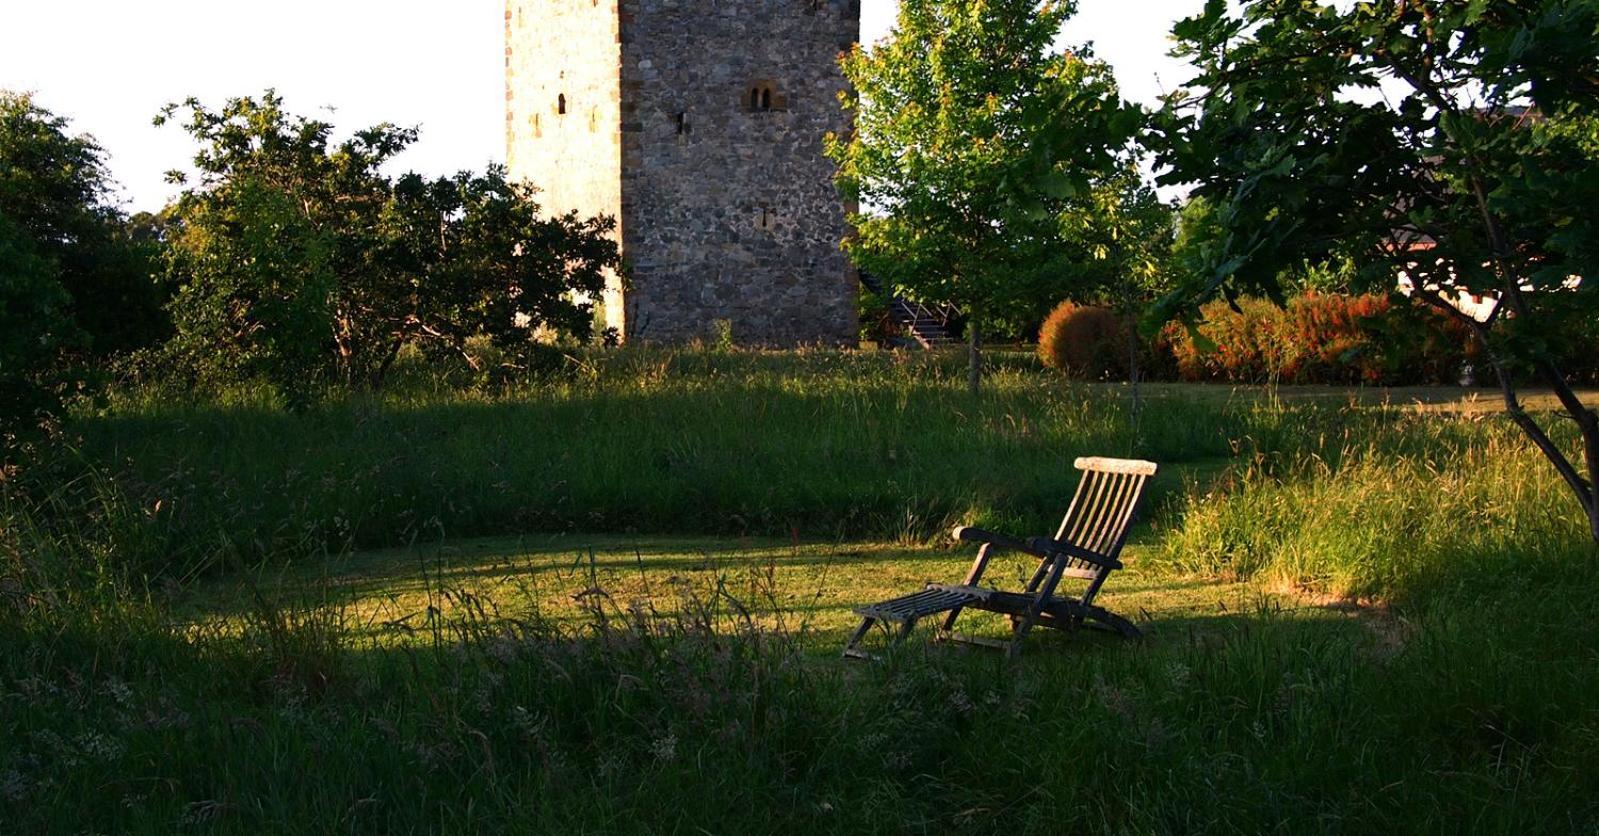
(843, 457, 1157, 660)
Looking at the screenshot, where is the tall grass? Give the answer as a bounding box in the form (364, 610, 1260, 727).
(5, 496, 1598, 832)
(46, 346, 1598, 600)
(62, 348, 1253, 571)
(1159, 410, 1594, 601)
(9, 348, 1599, 831)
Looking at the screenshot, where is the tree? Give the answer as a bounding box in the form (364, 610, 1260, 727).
(0, 91, 167, 360)
(827, 0, 1143, 394)
(158, 93, 619, 398)
(355, 167, 617, 387)
(1061, 171, 1176, 430)
(163, 176, 336, 403)
(0, 210, 78, 456)
(1155, 0, 1599, 543)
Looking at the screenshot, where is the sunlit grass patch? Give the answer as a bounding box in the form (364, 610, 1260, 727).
(176, 535, 1261, 652)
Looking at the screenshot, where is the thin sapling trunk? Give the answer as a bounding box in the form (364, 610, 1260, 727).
(967, 318, 983, 397)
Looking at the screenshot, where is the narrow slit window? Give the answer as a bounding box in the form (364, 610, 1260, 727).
(557, 94, 567, 115)
(760, 89, 772, 110)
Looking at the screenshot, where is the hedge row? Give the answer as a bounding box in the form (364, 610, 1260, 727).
(1039, 294, 1591, 387)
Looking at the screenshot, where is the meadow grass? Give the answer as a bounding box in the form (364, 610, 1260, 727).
(62, 348, 1250, 573)
(5, 347, 1599, 833)
(6, 533, 1598, 833)
(60, 346, 1580, 577)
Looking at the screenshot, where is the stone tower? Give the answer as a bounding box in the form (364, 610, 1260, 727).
(505, 0, 860, 345)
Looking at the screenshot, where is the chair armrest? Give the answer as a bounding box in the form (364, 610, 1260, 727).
(952, 526, 1044, 558)
(952, 526, 1122, 570)
(1025, 536, 1122, 570)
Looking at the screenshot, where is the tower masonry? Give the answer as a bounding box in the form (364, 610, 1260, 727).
(506, 0, 861, 345)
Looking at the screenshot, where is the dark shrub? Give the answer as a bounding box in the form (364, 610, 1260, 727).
(1038, 302, 1132, 380)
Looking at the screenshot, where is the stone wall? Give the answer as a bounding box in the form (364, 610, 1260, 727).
(618, 0, 860, 345)
(507, 0, 859, 345)
(505, 0, 627, 328)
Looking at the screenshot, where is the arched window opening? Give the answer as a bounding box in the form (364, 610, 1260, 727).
(747, 82, 783, 113)
(558, 94, 567, 115)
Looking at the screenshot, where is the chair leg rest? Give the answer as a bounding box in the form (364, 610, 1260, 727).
(1085, 610, 1143, 639)
(842, 616, 876, 660)
(937, 631, 1013, 652)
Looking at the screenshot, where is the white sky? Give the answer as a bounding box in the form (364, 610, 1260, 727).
(0, 0, 1201, 213)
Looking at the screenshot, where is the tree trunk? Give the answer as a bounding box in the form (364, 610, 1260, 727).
(1126, 313, 1142, 445)
(967, 318, 983, 397)
(1486, 356, 1599, 546)
(1560, 385, 1599, 545)
(1588, 477, 1599, 545)
(1567, 417, 1598, 544)
(1412, 287, 1599, 548)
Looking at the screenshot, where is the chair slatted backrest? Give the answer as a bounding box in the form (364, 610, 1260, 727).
(1052, 457, 1158, 587)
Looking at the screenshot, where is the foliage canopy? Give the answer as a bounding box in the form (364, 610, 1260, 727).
(826, 0, 1148, 348)
(1155, 0, 1599, 541)
(158, 93, 619, 400)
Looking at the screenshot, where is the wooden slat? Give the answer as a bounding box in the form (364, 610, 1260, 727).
(1098, 474, 1149, 558)
(1053, 470, 1093, 542)
(1063, 469, 1112, 547)
(854, 585, 986, 623)
(1083, 472, 1134, 555)
(938, 632, 1012, 650)
(1073, 471, 1120, 557)
(1075, 457, 1159, 477)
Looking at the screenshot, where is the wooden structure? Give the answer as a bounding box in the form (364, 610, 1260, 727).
(843, 457, 1157, 659)
(858, 271, 959, 348)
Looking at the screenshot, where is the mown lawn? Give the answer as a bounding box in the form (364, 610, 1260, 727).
(178, 534, 1260, 649)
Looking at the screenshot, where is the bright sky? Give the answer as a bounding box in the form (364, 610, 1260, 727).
(0, 0, 1201, 213)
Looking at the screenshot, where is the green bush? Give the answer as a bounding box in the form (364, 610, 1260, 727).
(0, 212, 78, 448)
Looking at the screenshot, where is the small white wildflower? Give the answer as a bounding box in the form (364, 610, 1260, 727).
(650, 734, 678, 763)
(509, 705, 542, 739)
(596, 753, 625, 778)
(76, 731, 125, 762)
(101, 678, 134, 707)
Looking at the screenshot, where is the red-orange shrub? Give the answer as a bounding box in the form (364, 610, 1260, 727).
(1280, 293, 1391, 384)
(1165, 293, 1472, 385)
